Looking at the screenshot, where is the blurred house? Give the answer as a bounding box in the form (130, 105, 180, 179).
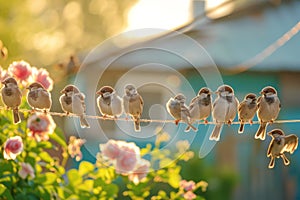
(69, 0, 300, 200)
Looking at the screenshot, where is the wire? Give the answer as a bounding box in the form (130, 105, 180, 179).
(232, 20, 300, 73)
(2, 106, 300, 125)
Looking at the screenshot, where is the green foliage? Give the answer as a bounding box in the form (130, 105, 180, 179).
(0, 93, 208, 199)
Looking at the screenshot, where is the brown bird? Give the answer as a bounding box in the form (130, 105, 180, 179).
(96, 86, 123, 118)
(59, 85, 90, 128)
(267, 129, 298, 169)
(255, 86, 281, 140)
(187, 87, 212, 131)
(238, 93, 258, 134)
(1, 77, 22, 124)
(210, 85, 239, 141)
(123, 84, 143, 132)
(166, 93, 197, 132)
(26, 82, 52, 112)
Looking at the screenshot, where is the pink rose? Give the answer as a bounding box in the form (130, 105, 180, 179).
(8, 60, 32, 82)
(31, 67, 54, 91)
(180, 180, 196, 191)
(18, 162, 35, 179)
(128, 159, 150, 185)
(99, 140, 123, 160)
(68, 136, 86, 161)
(115, 142, 140, 174)
(183, 191, 197, 200)
(27, 113, 56, 141)
(3, 136, 23, 160)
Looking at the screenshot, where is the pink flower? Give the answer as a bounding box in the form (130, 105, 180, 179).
(68, 136, 86, 161)
(18, 162, 35, 179)
(99, 140, 123, 159)
(128, 159, 150, 185)
(3, 136, 23, 160)
(116, 143, 140, 174)
(180, 180, 196, 191)
(183, 191, 197, 200)
(27, 113, 56, 141)
(31, 67, 54, 91)
(8, 60, 32, 82)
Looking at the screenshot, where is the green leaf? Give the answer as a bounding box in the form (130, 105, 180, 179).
(35, 172, 57, 185)
(67, 169, 82, 187)
(78, 161, 94, 176)
(0, 184, 13, 200)
(38, 151, 54, 163)
(37, 141, 53, 149)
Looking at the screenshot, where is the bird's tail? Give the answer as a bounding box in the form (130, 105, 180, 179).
(184, 119, 197, 132)
(238, 123, 244, 134)
(268, 157, 275, 169)
(133, 116, 141, 132)
(209, 123, 223, 141)
(255, 122, 267, 140)
(13, 108, 21, 124)
(80, 115, 90, 128)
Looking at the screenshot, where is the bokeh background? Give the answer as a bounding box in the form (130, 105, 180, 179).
(1, 0, 300, 199)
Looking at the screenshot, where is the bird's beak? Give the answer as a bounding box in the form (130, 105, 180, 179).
(96, 91, 102, 95)
(1, 81, 5, 85)
(60, 90, 65, 94)
(260, 91, 264, 95)
(215, 91, 219, 94)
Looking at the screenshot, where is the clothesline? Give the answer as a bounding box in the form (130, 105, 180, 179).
(1, 106, 299, 125)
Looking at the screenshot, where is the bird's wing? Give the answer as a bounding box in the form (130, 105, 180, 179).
(267, 139, 274, 157)
(284, 134, 298, 154)
(257, 96, 262, 108)
(238, 101, 245, 112)
(76, 92, 85, 101)
(189, 96, 198, 109)
(181, 105, 191, 117)
(139, 94, 144, 105)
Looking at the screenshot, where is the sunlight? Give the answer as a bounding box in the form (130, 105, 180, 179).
(205, 0, 235, 19)
(125, 0, 192, 37)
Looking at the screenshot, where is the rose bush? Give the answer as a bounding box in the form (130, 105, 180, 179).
(0, 61, 208, 199)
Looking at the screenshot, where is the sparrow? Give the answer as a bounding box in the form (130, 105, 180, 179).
(267, 129, 298, 169)
(238, 93, 258, 134)
(166, 93, 197, 132)
(186, 87, 212, 131)
(210, 85, 239, 141)
(123, 84, 143, 132)
(1, 77, 22, 124)
(96, 86, 123, 118)
(59, 84, 90, 128)
(26, 82, 52, 112)
(255, 86, 281, 140)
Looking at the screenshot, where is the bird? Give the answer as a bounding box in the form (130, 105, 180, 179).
(186, 87, 212, 132)
(26, 82, 52, 113)
(267, 129, 298, 169)
(166, 93, 197, 132)
(1, 77, 22, 124)
(96, 86, 123, 118)
(210, 85, 239, 141)
(255, 86, 281, 140)
(123, 84, 143, 132)
(59, 84, 90, 128)
(238, 93, 258, 134)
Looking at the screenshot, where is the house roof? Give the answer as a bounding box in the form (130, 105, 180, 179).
(82, 0, 300, 72)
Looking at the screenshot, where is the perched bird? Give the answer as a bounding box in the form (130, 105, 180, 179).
(26, 82, 52, 112)
(255, 86, 281, 140)
(267, 129, 298, 169)
(123, 84, 143, 132)
(96, 86, 123, 118)
(166, 93, 197, 132)
(59, 85, 90, 128)
(186, 87, 212, 131)
(238, 93, 258, 134)
(210, 85, 239, 141)
(1, 77, 22, 124)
